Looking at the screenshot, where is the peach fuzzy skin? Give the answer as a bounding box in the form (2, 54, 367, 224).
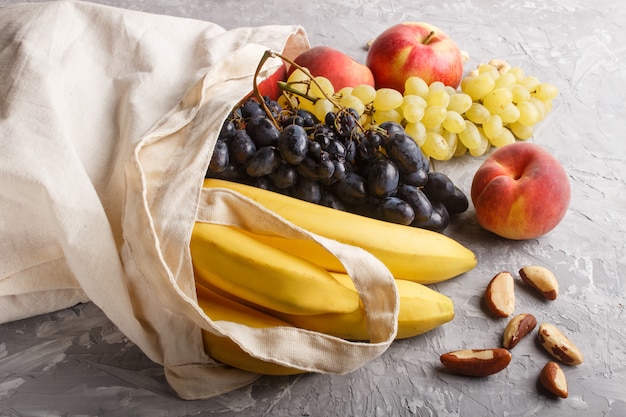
(288, 46, 375, 90)
(470, 142, 571, 240)
(366, 22, 463, 91)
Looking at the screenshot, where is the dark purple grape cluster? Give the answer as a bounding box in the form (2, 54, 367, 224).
(206, 97, 468, 232)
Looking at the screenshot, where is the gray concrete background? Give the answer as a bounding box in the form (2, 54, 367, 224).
(1, 0, 625, 416)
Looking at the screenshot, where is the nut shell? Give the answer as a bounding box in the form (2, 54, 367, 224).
(440, 348, 512, 377)
(519, 265, 559, 300)
(485, 271, 516, 318)
(538, 322, 584, 365)
(503, 313, 537, 349)
(539, 361, 569, 398)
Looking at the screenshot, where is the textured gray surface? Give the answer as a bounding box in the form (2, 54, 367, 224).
(1, 0, 625, 416)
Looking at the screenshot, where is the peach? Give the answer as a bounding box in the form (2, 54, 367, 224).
(366, 22, 464, 92)
(288, 45, 375, 90)
(470, 142, 570, 240)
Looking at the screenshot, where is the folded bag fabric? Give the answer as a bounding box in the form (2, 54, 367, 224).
(0, 0, 400, 399)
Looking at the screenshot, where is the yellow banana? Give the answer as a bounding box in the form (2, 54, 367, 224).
(196, 285, 305, 375)
(203, 178, 477, 284)
(275, 272, 454, 341)
(190, 222, 360, 316)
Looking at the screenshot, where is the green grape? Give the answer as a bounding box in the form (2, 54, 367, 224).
(477, 63, 500, 79)
(441, 129, 458, 160)
(339, 94, 366, 116)
(509, 121, 534, 139)
(469, 126, 490, 156)
(454, 140, 468, 157)
(310, 76, 335, 99)
(444, 86, 458, 96)
(521, 75, 540, 92)
(351, 84, 377, 104)
(483, 114, 504, 140)
(507, 66, 525, 82)
(402, 94, 427, 108)
(529, 97, 547, 121)
(402, 103, 425, 123)
(313, 98, 335, 121)
(482, 88, 513, 114)
(373, 88, 403, 111)
(421, 105, 447, 129)
(447, 93, 472, 113)
(337, 86, 354, 97)
(422, 131, 450, 160)
(510, 84, 531, 103)
(404, 76, 429, 97)
(465, 102, 491, 125)
(404, 121, 427, 147)
(460, 73, 496, 100)
(534, 83, 559, 101)
(490, 126, 516, 147)
(428, 81, 446, 92)
(494, 72, 517, 89)
(426, 89, 451, 108)
(442, 110, 466, 133)
(296, 96, 316, 114)
(499, 102, 521, 124)
(516, 101, 539, 126)
(458, 120, 481, 150)
(286, 68, 312, 94)
(373, 108, 402, 124)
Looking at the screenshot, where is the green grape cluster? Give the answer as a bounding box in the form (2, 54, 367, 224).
(279, 60, 558, 161)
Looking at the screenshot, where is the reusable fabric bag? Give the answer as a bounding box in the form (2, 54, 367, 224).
(0, 0, 400, 399)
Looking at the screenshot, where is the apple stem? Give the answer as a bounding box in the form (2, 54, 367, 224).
(423, 31, 435, 45)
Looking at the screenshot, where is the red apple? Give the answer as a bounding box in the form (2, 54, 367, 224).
(256, 62, 287, 100)
(471, 142, 571, 240)
(366, 22, 463, 92)
(288, 46, 375, 90)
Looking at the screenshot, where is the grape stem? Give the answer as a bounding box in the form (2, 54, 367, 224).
(276, 80, 318, 103)
(252, 50, 343, 129)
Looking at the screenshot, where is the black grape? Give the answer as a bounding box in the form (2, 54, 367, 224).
(208, 140, 229, 173)
(295, 156, 321, 181)
(383, 132, 429, 174)
(246, 116, 280, 147)
(219, 119, 236, 140)
(277, 124, 308, 165)
(334, 172, 368, 204)
(367, 159, 400, 198)
(269, 162, 298, 189)
(376, 197, 415, 226)
(292, 178, 321, 203)
(396, 184, 433, 224)
(423, 172, 456, 202)
(240, 99, 266, 119)
(413, 200, 450, 232)
(245, 146, 281, 177)
(400, 168, 428, 187)
(229, 130, 257, 164)
(210, 91, 471, 234)
(442, 185, 470, 215)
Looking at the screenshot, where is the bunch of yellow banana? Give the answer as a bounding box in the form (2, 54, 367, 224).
(191, 180, 477, 375)
(196, 284, 305, 376)
(202, 178, 477, 284)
